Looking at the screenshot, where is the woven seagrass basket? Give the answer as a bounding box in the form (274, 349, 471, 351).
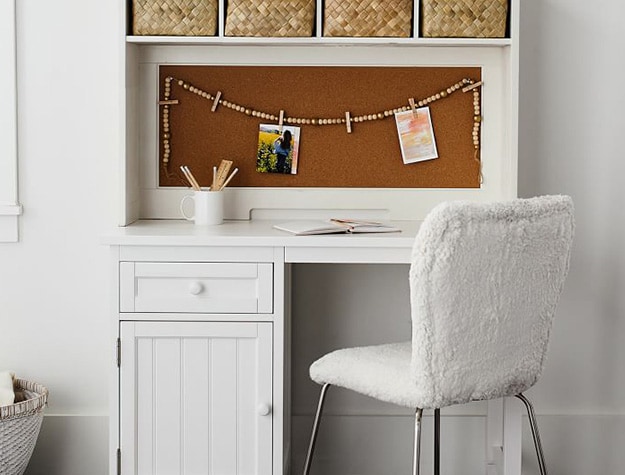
(225, 0, 315, 37)
(0, 380, 48, 475)
(133, 0, 218, 36)
(421, 0, 508, 38)
(324, 0, 413, 37)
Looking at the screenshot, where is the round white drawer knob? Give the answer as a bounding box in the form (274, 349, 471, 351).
(188, 281, 204, 295)
(257, 403, 271, 416)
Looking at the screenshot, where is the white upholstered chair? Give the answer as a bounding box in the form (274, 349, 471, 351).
(302, 196, 575, 475)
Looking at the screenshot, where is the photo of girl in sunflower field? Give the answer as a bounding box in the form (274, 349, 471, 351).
(256, 124, 300, 174)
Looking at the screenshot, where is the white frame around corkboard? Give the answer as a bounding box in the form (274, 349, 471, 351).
(123, 44, 518, 223)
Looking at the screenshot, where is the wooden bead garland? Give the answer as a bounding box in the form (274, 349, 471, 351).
(474, 87, 483, 183)
(161, 76, 173, 165)
(160, 76, 483, 174)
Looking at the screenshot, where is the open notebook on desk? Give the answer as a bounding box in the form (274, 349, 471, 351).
(273, 219, 401, 236)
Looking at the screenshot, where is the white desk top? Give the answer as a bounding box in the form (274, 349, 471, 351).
(103, 219, 421, 264)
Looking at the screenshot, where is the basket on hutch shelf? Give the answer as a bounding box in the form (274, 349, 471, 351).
(324, 0, 413, 37)
(225, 0, 316, 37)
(0, 379, 48, 475)
(132, 0, 218, 36)
(421, 0, 509, 38)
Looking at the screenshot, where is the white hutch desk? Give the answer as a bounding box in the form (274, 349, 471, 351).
(105, 219, 522, 475)
(114, 0, 522, 471)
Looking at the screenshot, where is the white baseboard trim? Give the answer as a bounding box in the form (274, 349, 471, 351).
(22, 413, 625, 475)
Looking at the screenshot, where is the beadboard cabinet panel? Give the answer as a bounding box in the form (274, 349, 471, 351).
(120, 321, 273, 475)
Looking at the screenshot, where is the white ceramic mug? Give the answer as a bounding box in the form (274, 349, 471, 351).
(180, 190, 224, 225)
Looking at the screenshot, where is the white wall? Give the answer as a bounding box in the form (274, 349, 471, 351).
(515, 1, 625, 469)
(519, 0, 625, 413)
(0, 0, 623, 474)
(0, 1, 119, 473)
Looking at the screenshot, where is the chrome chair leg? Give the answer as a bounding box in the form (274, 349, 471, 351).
(434, 408, 440, 475)
(303, 383, 331, 475)
(516, 393, 548, 475)
(413, 408, 424, 475)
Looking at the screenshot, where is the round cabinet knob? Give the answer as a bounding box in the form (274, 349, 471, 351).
(257, 403, 272, 416)
(188, 281, 204, 295)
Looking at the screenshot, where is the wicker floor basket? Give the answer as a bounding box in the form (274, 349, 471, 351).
(225, 0, 315, 37)
(421, 0, 508, 38)
(324, 0, 413, 38)
(0, 380, 48, 475)
(133, 0, 218, 36)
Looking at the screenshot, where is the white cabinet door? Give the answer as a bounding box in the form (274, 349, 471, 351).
(120, 321, 273, 475)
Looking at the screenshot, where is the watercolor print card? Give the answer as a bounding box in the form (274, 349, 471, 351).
(394, 107, 438, 164)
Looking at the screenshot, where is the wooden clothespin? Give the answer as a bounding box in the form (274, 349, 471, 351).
(211, 91, 222, 112)
(462, 81, 483, 93)
(345, 111, 352, 134)
(158, 99, 179, 105)
(408, 97, 418, 118)
(278, 110, 285, 132)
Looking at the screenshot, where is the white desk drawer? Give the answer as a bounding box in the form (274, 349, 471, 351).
(120, 262, 273, 313)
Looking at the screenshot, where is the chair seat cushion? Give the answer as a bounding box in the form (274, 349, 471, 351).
(310, 342, 424, 408)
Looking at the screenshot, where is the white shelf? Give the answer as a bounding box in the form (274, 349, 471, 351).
(126, 35, 512, 47)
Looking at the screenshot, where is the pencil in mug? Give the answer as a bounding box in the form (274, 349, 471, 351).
(180, 166, 200, 191)
(183, 166, 201, 190)
(219, 168, 239, 191)
(211, 166, 217, 191)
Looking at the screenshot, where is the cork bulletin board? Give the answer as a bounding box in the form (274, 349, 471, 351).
(159, 65, 482, 189)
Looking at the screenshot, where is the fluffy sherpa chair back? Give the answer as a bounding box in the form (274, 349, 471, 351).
(409, 195, 574, 409)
